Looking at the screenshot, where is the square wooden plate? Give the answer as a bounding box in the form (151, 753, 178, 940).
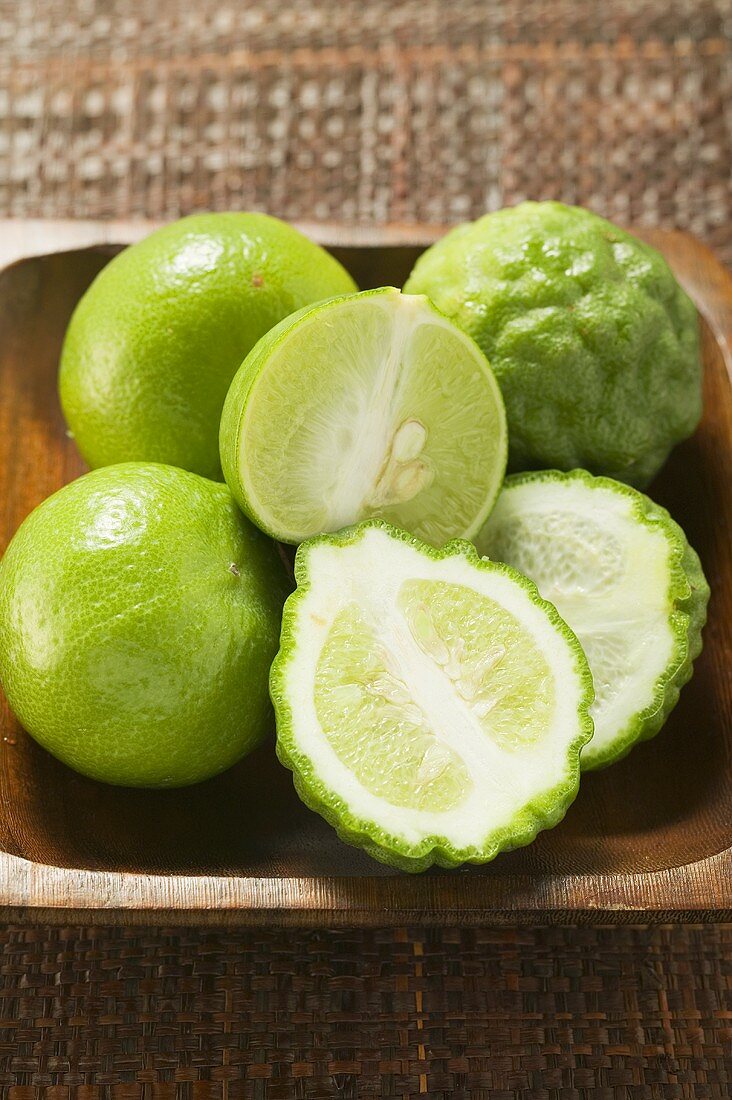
(0, 220, 730, 926)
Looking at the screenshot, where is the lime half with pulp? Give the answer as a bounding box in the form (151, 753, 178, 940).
(220, 288, 507, 545)
(476, 470, 709, 769)
(271, 520, 593, 871)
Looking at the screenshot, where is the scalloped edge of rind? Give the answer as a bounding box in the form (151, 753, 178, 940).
(479, 469, 710, 772)
(270, 517, 594, 873)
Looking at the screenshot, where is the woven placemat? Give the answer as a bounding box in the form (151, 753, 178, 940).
(1, 2, 732, 1096)
(0, 0, 730, 262)
(1, 924, 730, 1097)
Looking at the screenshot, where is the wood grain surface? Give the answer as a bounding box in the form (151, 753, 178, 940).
(0, 221, 729, 925)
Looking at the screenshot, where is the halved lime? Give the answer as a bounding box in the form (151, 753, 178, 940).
(476, 470, 709, 770)
(271, 520, 593, 871)
(219, 288, 507, 545)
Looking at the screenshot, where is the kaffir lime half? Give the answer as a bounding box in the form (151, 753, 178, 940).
(271, 520, 593, 871)
(477, 469, 709, 769)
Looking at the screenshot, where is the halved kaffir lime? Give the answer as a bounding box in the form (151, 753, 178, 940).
(270, 520, 593, 871)
(477, 469, 709, 769)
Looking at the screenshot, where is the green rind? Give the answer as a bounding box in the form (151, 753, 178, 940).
(220, 287, 508, 546)
(477, 468, 710, 771)
(270, 517, 594, 872)
(0, 462, 291, 788)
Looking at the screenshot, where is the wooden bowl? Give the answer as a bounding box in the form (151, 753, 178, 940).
(0, 221, 729, 925)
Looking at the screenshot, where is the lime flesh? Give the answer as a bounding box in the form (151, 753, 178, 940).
(477, 470, 709, 769)
(271, 521, 593, 871)
(220, 288, 507, 546)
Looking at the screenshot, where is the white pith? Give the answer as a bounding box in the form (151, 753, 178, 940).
(479, 478, 677, 761)
(281, 527, 587, 851)
(324, 295, 424, 526)
(238, 289, 503, 543)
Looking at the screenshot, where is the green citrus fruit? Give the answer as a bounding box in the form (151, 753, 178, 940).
(0, 463, 289, 787)
(59, 213, 357, 480)
(219, 287, 507, 546)
(271, 520, 593, 871)
(405, 202, 702, 487)
(477, 469, 709, 769)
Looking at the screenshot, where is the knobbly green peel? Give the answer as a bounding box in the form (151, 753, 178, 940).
(220, 288, 507, 547)
(271, 519, 594, 872)
(405, 202, 702, 487)
(477, 469, 709, 770)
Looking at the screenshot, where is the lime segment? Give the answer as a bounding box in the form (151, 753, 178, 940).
(315, 601, 471, 813)
(397, 580, 555, 751)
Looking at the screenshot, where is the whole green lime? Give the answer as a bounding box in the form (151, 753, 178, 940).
(59, 213, 357, 480)
(405, 202, 702, 487)
(0, 463, 289, 787)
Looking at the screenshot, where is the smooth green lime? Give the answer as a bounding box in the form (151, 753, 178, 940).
(476, 469, 709, 769)
(405, 202, 702, 487)
(0, 463, 289, 787)
(271, 520, 593, 871)
(220, 287, 507, 546)
(59, 213, 357, 480)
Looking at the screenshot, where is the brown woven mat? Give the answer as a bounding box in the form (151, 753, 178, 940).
(0, 924, 730, 1097)
(1, 3, 732, 1096)
(0, 0, 730, 263)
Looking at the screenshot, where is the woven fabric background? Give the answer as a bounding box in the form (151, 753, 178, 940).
(1, 1, 732, 1097)
(0, 0, 731, 261)
(1, 925, 730, 1098)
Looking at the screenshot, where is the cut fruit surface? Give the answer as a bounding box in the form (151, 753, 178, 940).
(219, 288, 507, 545)
(271, 521, 593, 871)
(476, 470, 709, 770)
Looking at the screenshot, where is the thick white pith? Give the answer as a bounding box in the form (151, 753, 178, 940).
(480, 479, 677, 759)
(322, 296, 432, 526)
(238, 290, 503, 543)
(281, 528, 587, 850)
